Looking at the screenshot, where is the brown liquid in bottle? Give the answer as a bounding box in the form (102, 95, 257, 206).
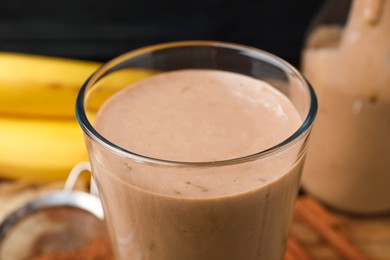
(302, 0, 390, 214)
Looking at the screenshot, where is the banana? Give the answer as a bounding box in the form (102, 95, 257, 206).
(0, 53, 157, 181)
(0, 116, 88, 181)
(0, 52, 156, 118)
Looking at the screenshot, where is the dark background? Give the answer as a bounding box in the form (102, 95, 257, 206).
(0, 0, 326, 67)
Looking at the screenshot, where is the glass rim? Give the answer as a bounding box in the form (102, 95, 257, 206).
(76, 40, 317, 167)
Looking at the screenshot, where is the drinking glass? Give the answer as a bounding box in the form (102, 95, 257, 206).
(76, 41, 317, 260)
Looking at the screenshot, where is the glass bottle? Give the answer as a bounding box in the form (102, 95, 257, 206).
(301, 0, 390, 215)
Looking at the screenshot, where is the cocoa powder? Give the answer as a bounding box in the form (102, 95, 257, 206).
(32, 235, 115, 260)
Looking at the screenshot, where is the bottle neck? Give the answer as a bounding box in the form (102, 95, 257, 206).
(361, 0, 384, 25)
(341, 0, 390, 48)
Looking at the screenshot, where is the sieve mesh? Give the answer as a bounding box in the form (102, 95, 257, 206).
(0, 206, 114, 260)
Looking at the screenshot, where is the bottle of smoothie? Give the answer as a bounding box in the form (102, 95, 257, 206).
(301, 0, 390, 214)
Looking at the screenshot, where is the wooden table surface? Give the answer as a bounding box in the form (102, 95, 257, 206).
(288, 196, 390, 260)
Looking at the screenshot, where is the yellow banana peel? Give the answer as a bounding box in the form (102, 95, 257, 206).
(0, 52, 156, 118)
(0, 52, 158, 181)
(0, 116, 88, 182)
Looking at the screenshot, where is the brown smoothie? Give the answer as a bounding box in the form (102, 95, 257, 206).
(301, 0, 390, 214)
(91, 69, 304, 259)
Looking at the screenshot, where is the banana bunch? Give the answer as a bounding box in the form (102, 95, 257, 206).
(0, 53, 155, 181)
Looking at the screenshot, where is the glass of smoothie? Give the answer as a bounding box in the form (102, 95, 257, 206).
(76, 41, 317, 260)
